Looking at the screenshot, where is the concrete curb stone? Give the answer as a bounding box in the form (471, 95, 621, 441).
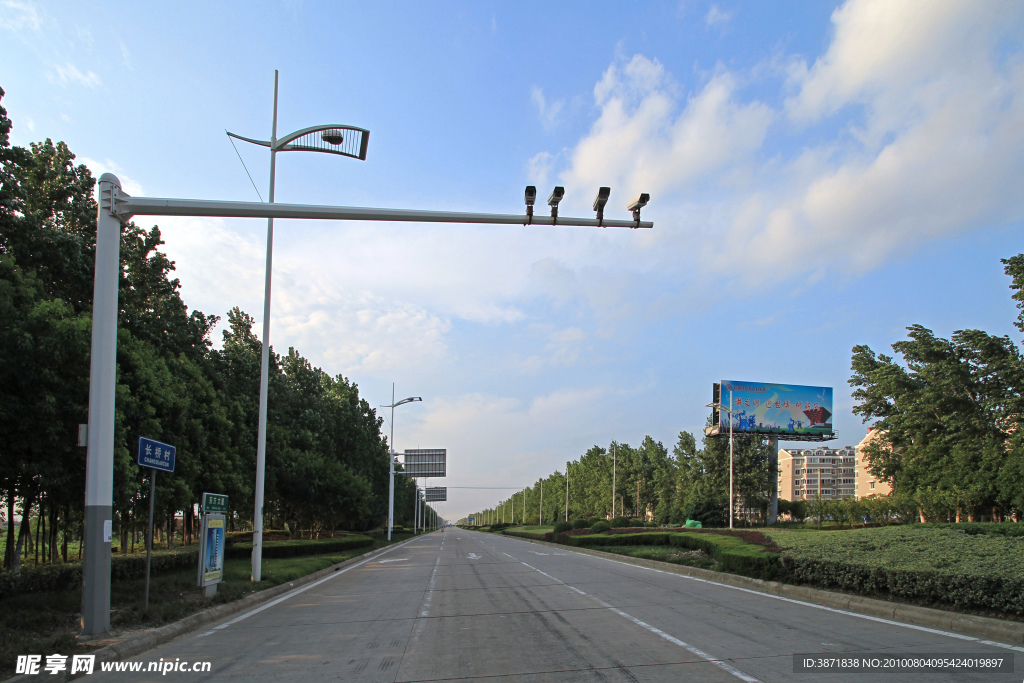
(4, 537, 418, 683)
(498, 532, 1024, 647)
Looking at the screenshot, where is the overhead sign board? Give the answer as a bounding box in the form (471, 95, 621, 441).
(711, 381, 834, 439)
(425, 487, 447, 502)
(137, 436, 176, 473)
(402, 449, 446, 477)
(202, 492, 228, 514)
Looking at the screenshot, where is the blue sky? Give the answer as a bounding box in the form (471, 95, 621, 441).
(3, 1, 1024, 521)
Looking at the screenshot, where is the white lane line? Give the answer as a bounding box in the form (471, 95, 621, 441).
(503, 552, 761, 683)
(379, 558, 409, 563)
(467, 553, 482, 560)
(194, 537, 419, 637)
(569, 549, 1024, 655)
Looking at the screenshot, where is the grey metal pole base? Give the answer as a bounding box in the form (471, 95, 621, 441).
(203, 584, 218, 598)
(81, 504, 112, 635)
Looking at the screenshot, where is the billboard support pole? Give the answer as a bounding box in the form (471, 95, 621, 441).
(729, 389, 734, 530)
(768, 436, 779, 525)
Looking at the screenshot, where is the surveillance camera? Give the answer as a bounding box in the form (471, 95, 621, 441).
(593, 187, 611, 223)
(627, 193, 649, 212)
(525, 185, 537, 207)
(547, 186, 564, 207)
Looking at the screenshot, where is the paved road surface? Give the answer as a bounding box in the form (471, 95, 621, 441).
(88, 530, 1022, 682)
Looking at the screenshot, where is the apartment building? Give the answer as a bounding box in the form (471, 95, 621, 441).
(852, 429, 892, 498)
(777, 445, 857, 501)
(777, 431, 893, 501)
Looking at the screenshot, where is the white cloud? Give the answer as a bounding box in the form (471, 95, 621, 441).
(705, 4, 732, 26)
(80, 157, 144, 196)
(544, 1, 1024, 291)
(48, 62, 102, 88)
(560, 54, 774, 208)
(526, 150, 555, 190)
(530, 85, 564, 131)
(0, 0, 40, 31)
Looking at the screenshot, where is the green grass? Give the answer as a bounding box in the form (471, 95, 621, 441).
(0, 534, 411, 680)
(763, 525, 1024, 577)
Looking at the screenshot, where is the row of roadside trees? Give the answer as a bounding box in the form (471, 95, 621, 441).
(469, 257, 1024, 527)
(0, 88, 417, 572)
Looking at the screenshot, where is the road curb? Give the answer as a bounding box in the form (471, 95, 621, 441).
(4, 536, 420, 683)
(498, 533, 1024, 647)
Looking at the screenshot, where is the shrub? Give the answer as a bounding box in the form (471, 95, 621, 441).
(572, 518, 591, 530)
(609, 516, 631, 529)
(645, 521, 658, 528)
(553, 521, 573, 534)
(587, 517, 603, 527)
(525, 515, 540, 526)
(629, 518, 643, 526)
(590, 521, 611, 533)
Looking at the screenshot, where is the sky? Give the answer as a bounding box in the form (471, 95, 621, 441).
(2, 0, 1023, 522)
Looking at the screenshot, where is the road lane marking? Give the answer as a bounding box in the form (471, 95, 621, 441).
(503, 536, 1024, 656)
(379, 558, 409, 563)
(467, 553, 482, 560)
(194, 536, 419, 637)
(503, 552, 761, 682)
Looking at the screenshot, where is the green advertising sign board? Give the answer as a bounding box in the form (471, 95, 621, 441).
(202, 492, 228, 514)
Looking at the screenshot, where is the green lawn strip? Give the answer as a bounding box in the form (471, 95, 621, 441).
(763, 526, 1024, 616)
(562, 531, 779, 580)
(0, 534, 411, 680)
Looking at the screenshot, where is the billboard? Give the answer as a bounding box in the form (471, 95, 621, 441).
(402, 449, 446, 477)
(713, 381, 833, 438)
(198, 513, 225, 587)
(425, 487, 447, 502)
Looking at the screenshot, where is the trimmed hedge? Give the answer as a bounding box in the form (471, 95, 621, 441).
(0, 535, 373, 599)
(781, 557, 1024, 616)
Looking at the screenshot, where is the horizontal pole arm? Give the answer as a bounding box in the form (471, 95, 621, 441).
(119, 196, 653, 229)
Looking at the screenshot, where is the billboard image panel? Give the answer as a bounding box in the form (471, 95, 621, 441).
(719, 381, 833, 436)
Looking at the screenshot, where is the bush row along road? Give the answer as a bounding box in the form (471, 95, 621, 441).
(86, 530, 1021, 682)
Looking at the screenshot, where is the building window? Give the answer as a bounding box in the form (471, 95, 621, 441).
(869, 482, 875, 490)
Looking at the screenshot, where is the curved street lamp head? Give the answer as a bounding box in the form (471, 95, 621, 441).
(227, 123, 370, 161)
(385, 396, 422, 408)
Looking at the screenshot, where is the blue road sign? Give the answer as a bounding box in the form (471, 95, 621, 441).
(137, 436, 176, 473)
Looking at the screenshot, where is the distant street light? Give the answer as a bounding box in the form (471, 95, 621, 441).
(227, 70, 370, 583)
(382, 389, 422, 540)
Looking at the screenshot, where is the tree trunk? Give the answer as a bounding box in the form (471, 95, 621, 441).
(62, 502, 69, 563)
(12, 496, 33, 573)
(49, 501, 58, 564)
(4, 490, 14, 569)
(36, 502, 43, 565)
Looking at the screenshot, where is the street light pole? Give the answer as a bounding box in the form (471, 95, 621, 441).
(250, 70, 279, 584)
(601, 445, 617, 519)
(229, 71, 371, 582)
(565, 463, 569, 522)
(382, 391, 422, 540)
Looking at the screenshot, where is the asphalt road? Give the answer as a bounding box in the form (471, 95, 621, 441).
(87, 530, 1022, 682)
